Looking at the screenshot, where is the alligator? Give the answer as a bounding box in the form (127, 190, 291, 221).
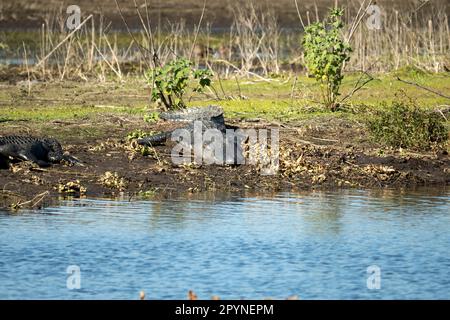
(138, 105, 226, 146)
(138, 106, 246, 164)
(0, 135, 80, 168)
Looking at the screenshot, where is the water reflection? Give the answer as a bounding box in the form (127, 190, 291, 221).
(0, 187, 449, 299)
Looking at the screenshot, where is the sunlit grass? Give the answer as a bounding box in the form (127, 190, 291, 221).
(0, 70, 448, 125)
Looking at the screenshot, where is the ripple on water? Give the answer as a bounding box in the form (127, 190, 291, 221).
(0, 188, 449, 299)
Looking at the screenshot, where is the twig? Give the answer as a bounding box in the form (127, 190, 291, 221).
(234, 75, 242, 99)
(22, 42, 31, 96)
(290, 76, 298, 106)
(431, 105, 450, 120)
(14, 191, 50, 209)
(114, 0, 151, 69)
(340, 71, 374, 103)
(93, 43, 122, 79)
(216, 70, 227, 99)
(396, 77, 450, 100)
(311, 136, 339, 142)
(189, 0, 207, 61)
(294, 0, 306, 29)
(35, 15, 93, 67)
(347, 0, 372, 44)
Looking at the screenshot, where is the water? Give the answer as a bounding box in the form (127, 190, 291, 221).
(0, 189, 449, 300)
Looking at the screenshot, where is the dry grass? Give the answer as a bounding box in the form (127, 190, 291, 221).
(1, 0, 449, 82)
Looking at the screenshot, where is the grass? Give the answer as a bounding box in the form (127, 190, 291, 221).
(0, 71, 449, 126)
(2, 0, 448, 84)
(197, 72, 450, 122)
(0, 105, 145, 122)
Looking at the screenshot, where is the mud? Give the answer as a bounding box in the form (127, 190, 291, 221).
(1, 115, 448, 209)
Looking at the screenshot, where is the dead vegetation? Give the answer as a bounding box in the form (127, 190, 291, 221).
(2, 0, 449, 84)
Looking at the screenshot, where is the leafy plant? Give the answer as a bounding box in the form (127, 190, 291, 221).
(143, 111, 160, 124)
(368, 101, 448, 150)
(146, 58, 212, 110)
(126, 130, 157, 156)
(126, 129, 153, 140)
(302, 8, 351, 111)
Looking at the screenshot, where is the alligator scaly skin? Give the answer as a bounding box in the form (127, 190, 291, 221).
(138, 106, 245, 164)
(0, 135, 73, 167)
(138, 106, 226, 146)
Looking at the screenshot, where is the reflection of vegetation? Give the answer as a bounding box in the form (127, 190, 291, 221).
(299, 192, 346, 235)
(366, 187, 450, 210)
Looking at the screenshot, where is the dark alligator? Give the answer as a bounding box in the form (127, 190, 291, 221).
(138, 106, 246, 164)
(0, 135, 80, 168)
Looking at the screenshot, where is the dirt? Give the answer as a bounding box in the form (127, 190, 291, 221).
(1, 114, 449, 210)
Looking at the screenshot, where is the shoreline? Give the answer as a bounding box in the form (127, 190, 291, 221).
(1, 117, 448, 210)
(1, 74, 449, 210)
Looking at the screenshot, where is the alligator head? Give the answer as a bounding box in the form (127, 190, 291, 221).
(41, 138, 64, 162)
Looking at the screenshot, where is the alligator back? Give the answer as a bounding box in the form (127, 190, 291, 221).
(139, 106, 231, 149)
(0, 135, 42, 145)
(0, 135, 64, 163)
(160, 106, 224, 125)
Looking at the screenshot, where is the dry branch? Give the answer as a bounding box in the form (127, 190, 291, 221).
(396, 77, 450, 100)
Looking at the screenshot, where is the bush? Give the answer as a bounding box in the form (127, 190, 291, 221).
(302, 8, 351, 111)
(146, 58, 212, 110)
(368, 101, 448, 149)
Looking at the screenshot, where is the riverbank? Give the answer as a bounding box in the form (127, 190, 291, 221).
(1, 72, 449, 209)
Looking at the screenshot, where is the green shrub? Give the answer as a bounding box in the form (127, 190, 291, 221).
(368, 101, 448, 149)
(302, 8, 351, 111)
(145, 58, 212, 110)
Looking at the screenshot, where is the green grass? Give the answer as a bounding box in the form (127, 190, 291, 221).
(194, 72, 450, 123)
(0, 105, 146, 122)
(0, 71, 449, 125)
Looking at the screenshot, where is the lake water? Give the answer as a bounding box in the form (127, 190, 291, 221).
(0, 188, 449, 300)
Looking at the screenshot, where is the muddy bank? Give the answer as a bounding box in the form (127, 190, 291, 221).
(1, 115, 449, 210)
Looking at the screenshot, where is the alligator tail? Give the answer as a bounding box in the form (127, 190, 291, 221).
(137, 131, 172, 146)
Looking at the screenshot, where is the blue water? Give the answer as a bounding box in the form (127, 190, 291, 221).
(0, 189, 449, 299)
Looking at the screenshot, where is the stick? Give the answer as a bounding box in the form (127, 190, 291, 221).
(114, 0, 151, 69)
(35, 15, 93, 67)
(396, 77, 450, 100)
(15, 191, 50, 209)
(294, 0, 306, 29)
(93, 43, 122, 79)
(22, 42, 31, 96)
(189, 0, 207, 61)
(340, 71, 374, 103)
